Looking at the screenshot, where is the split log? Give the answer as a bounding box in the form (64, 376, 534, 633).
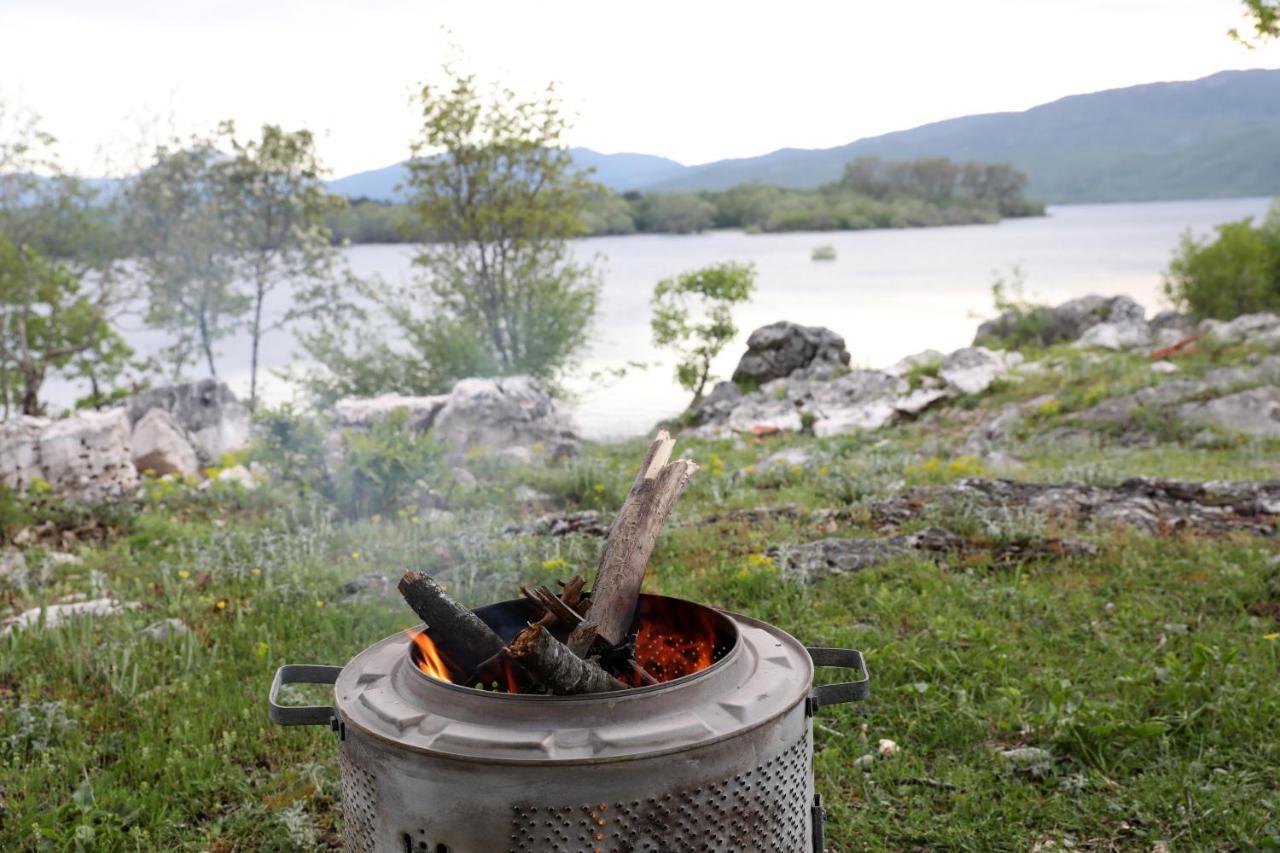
(397, 571, 507, 669)
(508, 624, 628, 694)
(567, 430, 698, 654)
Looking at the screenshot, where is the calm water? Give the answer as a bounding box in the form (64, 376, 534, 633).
(51, 196, 1273, 439)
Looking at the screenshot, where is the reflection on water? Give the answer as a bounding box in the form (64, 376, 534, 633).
(43, 196, 1273, 439)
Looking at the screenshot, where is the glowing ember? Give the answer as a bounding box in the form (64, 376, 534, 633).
(407, 628, 452, 683)
(627, 601, 722, 685)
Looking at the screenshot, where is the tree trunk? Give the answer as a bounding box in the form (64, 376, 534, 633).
(249, 282, 265, 411)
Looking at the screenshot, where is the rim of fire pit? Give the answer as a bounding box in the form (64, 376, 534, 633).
(333, 594, 815, 763)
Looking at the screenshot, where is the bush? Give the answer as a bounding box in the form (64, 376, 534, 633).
(1164, 200, 1280, 320)
(331, 411, 450, 519)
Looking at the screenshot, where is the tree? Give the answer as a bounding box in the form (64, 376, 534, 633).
(1230, 0, 1279, 46)
(650, 262, 756, 408)
(401, 66, 601, 383)
(128, 135, 247, 378)
(1163, 201, 1280, 320)
(0, 102, 135, 416)
(218, 122, 350, 410)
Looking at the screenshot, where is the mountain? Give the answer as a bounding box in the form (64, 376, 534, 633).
(326, 147, 687, 201)
(640, 69, 1280, 203)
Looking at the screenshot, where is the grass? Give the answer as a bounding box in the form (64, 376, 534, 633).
(3, 344, 1280, 851)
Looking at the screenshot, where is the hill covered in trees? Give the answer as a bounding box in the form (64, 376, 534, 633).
(640, 69, 1280, 203)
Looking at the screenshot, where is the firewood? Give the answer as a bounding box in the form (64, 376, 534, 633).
(508, 624, 628, 694)
(397, 571, 507, 669)
(567, 431, 698, 654)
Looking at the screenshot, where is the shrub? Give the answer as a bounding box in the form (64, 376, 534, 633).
(332, 410, 450, 519)
(1163, 200, 1280, 320)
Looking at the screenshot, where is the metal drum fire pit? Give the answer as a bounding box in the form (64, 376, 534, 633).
(269, 593, 868, 853)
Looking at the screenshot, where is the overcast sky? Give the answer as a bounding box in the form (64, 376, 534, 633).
(3, 0, 1278, 177)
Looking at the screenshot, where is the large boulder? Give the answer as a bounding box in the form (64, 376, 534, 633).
(731, 322, 851, 386)
(130, 409, 201, 477)
(126, 379, 248, 465)
(1177, 386, 1280, 436)
(432, 377, 578, 458)
(0, 416, 49, 491)
(332, 394, 450, 433)
(1197, 313, 1280, 345)
(974, 294, 1145, 348)
(37, 408, 138, 499)
(938, 347, 1024, 395)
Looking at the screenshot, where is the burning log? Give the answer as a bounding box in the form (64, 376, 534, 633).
(508, 624, 628, 694)
(568, 431, 698, 655)
(397, 571, 507, 670)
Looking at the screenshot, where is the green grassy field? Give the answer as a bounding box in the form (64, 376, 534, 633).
(2, 343, 1279, 851)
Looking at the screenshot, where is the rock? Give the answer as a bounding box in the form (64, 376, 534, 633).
(126, 379, 248, 464)
(332, 393, 450, 433)
(756, 448, 813, 473)
(130, 408, 201, 477)
(139, 618, 190, 641)
(503, 510, 609, 538)
(216, 464, 257, 490)
(939, 347, 1024, 395)
(1177, 387, 1280, 436)
(37, 409, 139, 499)
(997, 746, 1052, 766)
(688, 381, 743, 426)
(768, 526, 962, 583)
(450, 467, 478, 491)
(871, 477, 1280, 537)
(853, 754, 877, 770)
(893, 387, 949, 416)
(877, 738, 900, 757)
(0, 416, 49, 491)
(1074, 321, 1151, 350)
(885, 350, 943, 378)
(1150, 310, 1192, 335)
(342, 572, 390, 597)
(731, 322, 851, 386)
(1198, 312, 1280, 345)
(961, 405, 1023, 456)
(432, 377, 578, 458)
(512, 485, 550, 503)
(1150, 360, 1179, 374)
(0, 598, 139, 637)
(974, 294, 1146, 348)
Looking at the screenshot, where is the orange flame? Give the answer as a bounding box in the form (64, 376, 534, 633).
(627, 603, 721, 686)
(407, 628, 452, 683)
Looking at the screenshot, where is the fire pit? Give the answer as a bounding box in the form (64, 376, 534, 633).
(267, 431, 869, 851)
(269, 594, 867, 852)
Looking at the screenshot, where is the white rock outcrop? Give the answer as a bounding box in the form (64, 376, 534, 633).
(36, 409, 139, 498)
(0, 416, 48, 491)
(130, 409, 201, 477)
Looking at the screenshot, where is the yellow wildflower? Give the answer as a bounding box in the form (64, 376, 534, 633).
(316, 599, 325, 608)
(1265, 633, 1280, 641)
(254, 641, 269, 657)
(178, 570, 190, 580)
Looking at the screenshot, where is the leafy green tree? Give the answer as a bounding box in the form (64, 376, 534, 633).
(1230, 0, 1279, 46)
(218, 122, 351, 410)
(128, 135, 248, 378)
(633, 193, 717, 234)
(402, 66, 601, 382)
(0, 102, 136, 416)
(1163, 201, 1280, 320)
(651, 261, 756, 407)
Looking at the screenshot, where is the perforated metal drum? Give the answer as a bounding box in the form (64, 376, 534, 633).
(269, 595, 868, 853)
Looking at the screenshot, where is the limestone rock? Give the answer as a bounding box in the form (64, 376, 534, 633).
(974, 294, 1145, 348)
(1177, 386, 1280, 436)
(1198, 313, 1280, 345)
(731, 322, 851, 386)
(432, 377, 579, 458)
(332, 393, 450, 433)
(939, 347, 1023, 395)
(1, 598, 140, 637)
(756, 447, 813, 473)
(342, 572, 390, 598)
(139, 618, 190, 641)
(768, 526, 962, 583)
(126, 379, 249, 464)
(130, 409, 200, 477)
(1074, 321, 1151, 350)
(0, 416, 48, 491)
(37, 409, 138, 499)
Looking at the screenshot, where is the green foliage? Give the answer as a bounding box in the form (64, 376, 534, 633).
(250, 405, 330, 497)
(974, 266, 1060, 350)
(651, 261, 756, 406)
(631, 192, 717, 234)
(1163, 200, 1280, 320)
(331, 411, 449, 519)
(303, 65, 601, 402)
(326, 197, 418, 243)
(1230, 0, 1280, 46)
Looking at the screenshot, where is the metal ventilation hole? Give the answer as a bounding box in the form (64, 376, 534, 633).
(339, 751, 379, 853)
(508, 732, 813, 853)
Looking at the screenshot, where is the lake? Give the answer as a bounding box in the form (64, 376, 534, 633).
(60, 196, 1274, 439)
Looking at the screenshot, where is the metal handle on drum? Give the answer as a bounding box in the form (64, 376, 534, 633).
(805, 647, 870, 712)
(268, 664, 343, 727)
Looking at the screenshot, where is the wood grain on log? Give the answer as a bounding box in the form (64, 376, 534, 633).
(508, 624, 628, 694)
(397, 571, 507, 668)
(567, 430, 698, 654)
